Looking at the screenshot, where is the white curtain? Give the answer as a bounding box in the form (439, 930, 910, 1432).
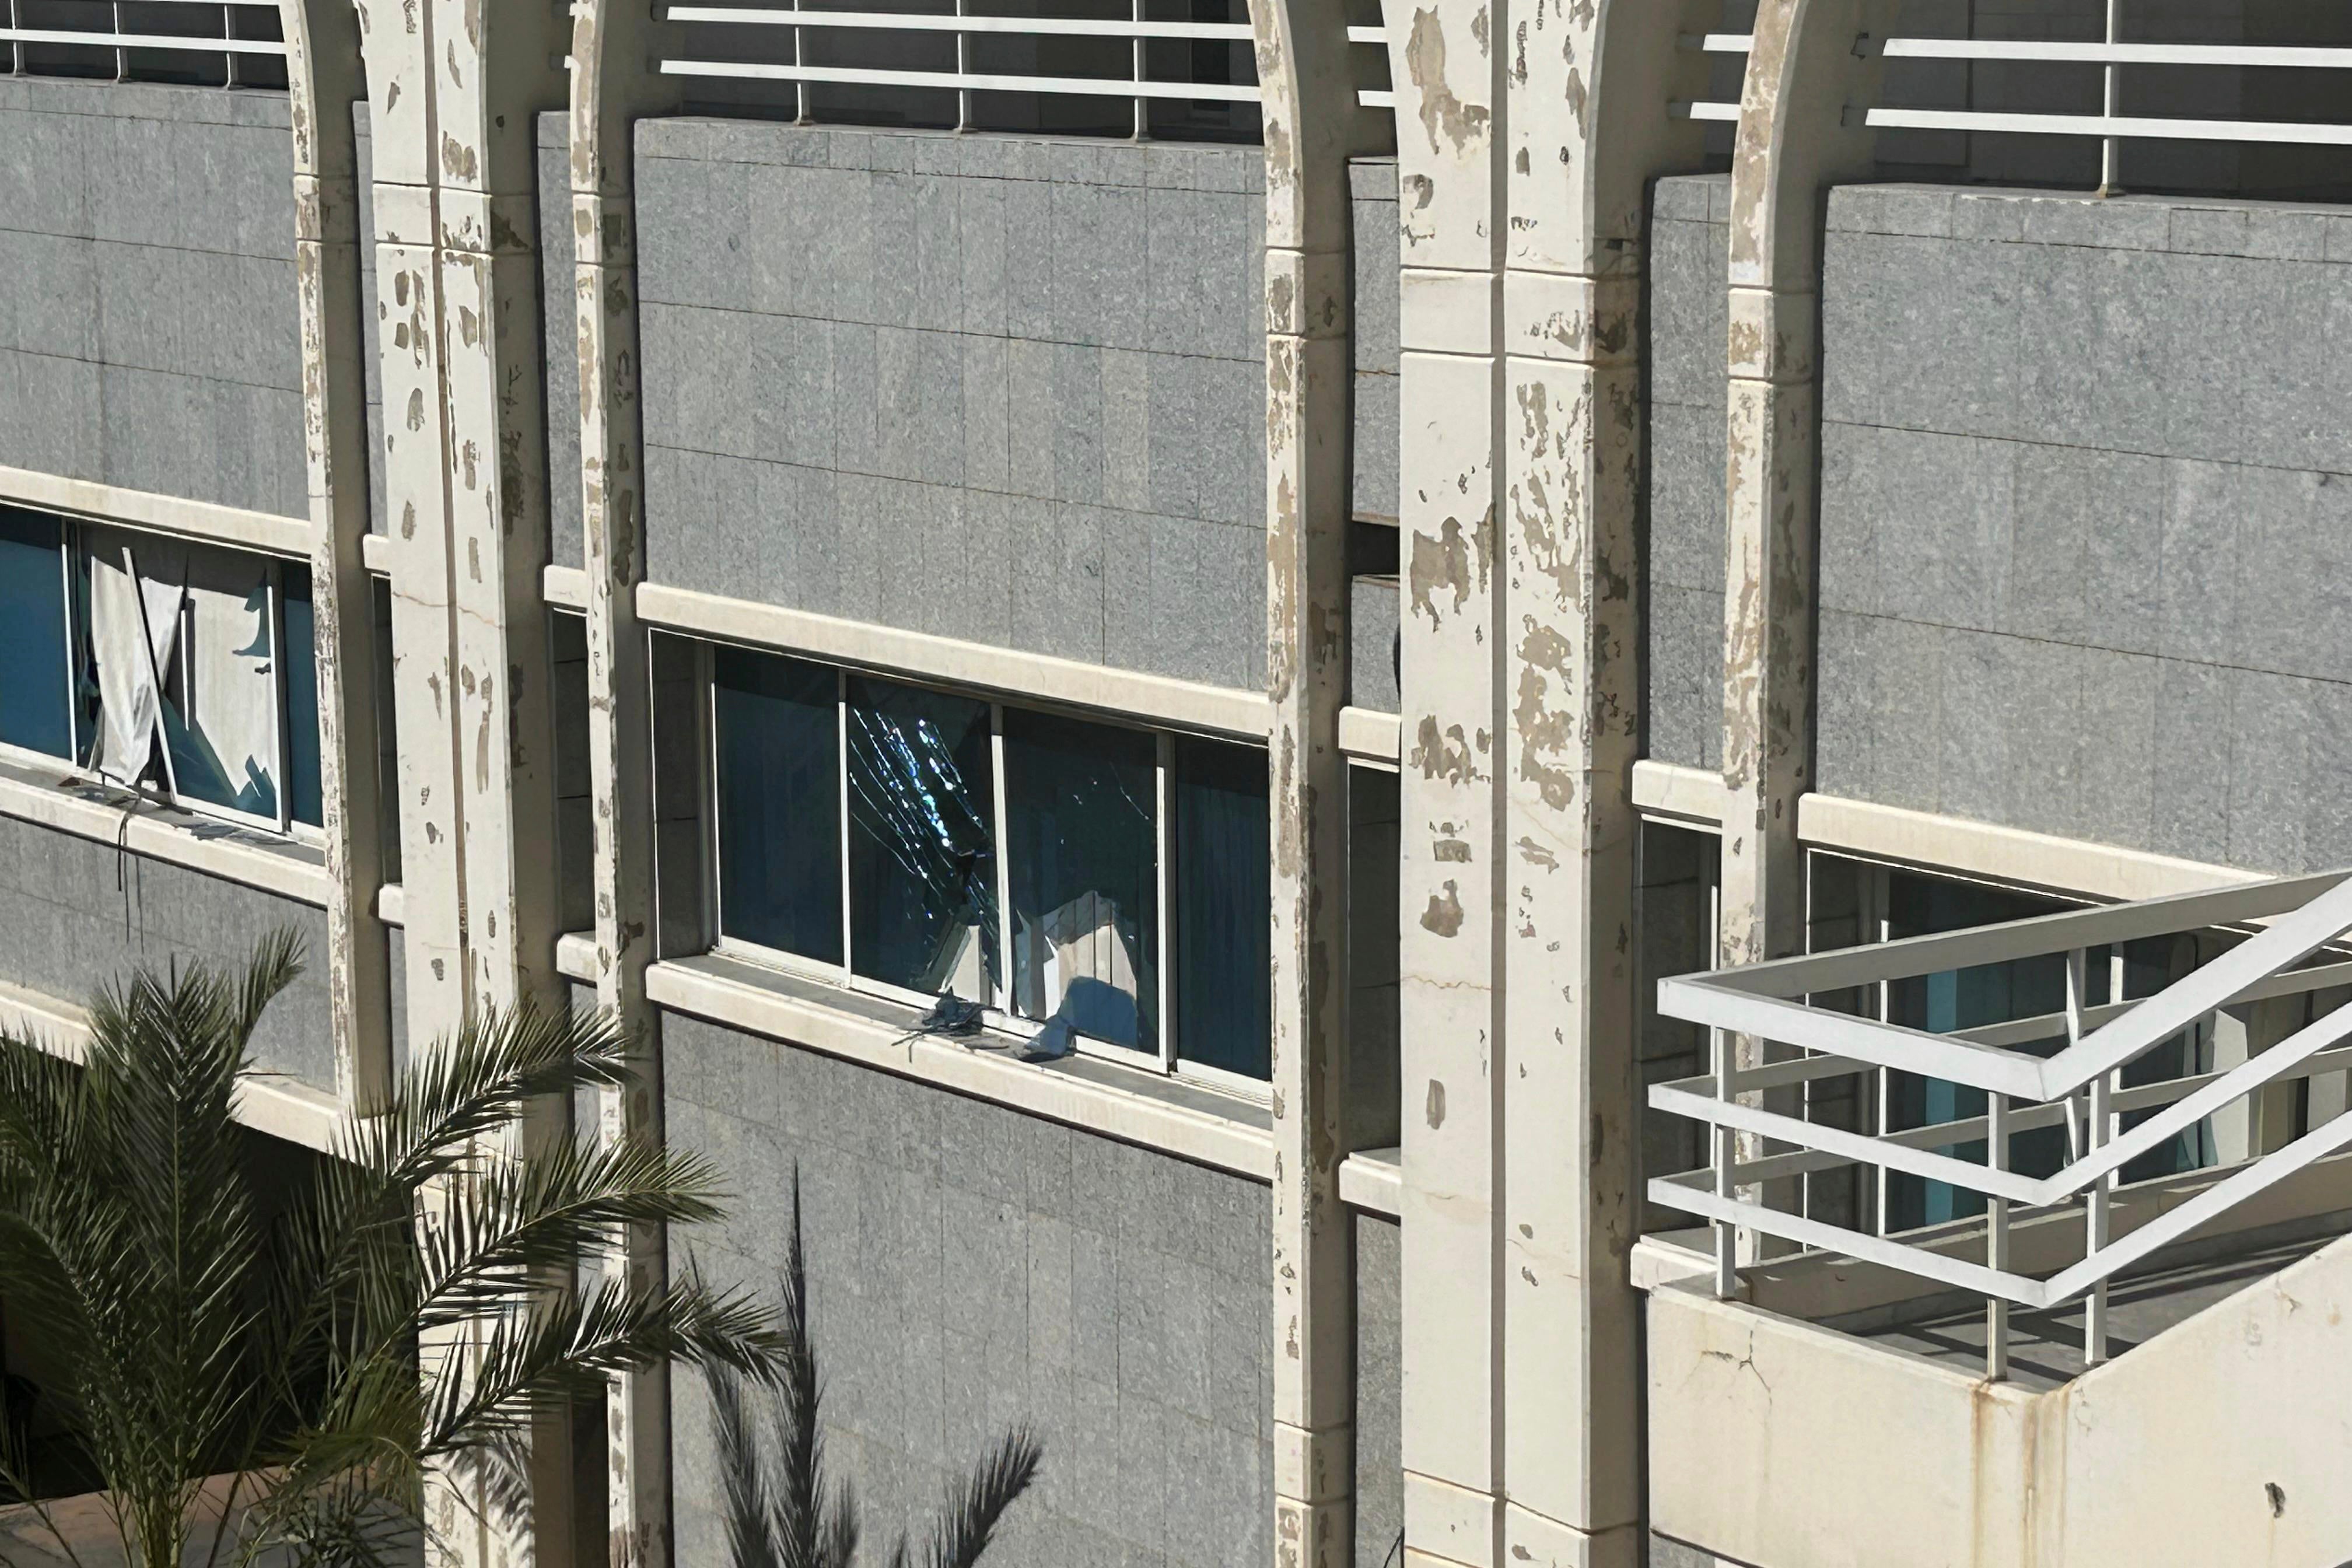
(83, 530, 186, 789)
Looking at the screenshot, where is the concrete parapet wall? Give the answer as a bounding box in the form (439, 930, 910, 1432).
(660, 1010, 1274, 1567)
(0, 812, 336, 1094)
(0, 77, 306, 520)
(1815, 183, 2352, 874)
(632, 121, 1270, 692)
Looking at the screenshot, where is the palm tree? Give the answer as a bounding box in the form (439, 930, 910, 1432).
(0, 932, 789, 1568)
(702, 1167, 1041, 1568)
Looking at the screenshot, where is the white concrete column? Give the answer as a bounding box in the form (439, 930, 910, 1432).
(569, 1, 681, 1560)
(1256, 0, 1364, 1558)
(285, 0, 393, 1114)
(1499, 12, 1707, 1565)
(1717, 1, 1898, 1206)
(1384, 0, 1506, 1557)
(353, 0, 575, 1554)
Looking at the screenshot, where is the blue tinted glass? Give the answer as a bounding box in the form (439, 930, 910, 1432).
(1174, 738, 1270, 1080)
(281, 565, 323, 827)
(714, 646, 842, 963)
(1003, 709, 1157, 1052)
(0, 508, 72, 759)
(846, 678, 996, 998)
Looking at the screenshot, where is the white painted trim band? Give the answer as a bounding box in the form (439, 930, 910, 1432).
(1339, 706, 1401, 767)
(634, 580, 1273, 740)
(0, 979, 342, 1151)
(0, 760, 331, 908)
(0, 467, 313, 561)
(1339, 1146, 1401, 1216)
(1629, 760, 1727, 827)
(645, 952, 1275, 1180)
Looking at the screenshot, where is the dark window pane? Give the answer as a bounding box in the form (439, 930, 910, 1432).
(281, 564, 322, 827)
(846, 678, 996, 998)
(714, 646, 842, 964)
(0, 508, 72, 760)
(1003, 708, 1157, 1052)
(1172, 737, 1269, 1080)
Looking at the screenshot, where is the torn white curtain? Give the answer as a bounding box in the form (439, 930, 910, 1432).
(85, 530, 187, 789)
(1027, 891, 1143, 1045)
(83, 529, 279, 817)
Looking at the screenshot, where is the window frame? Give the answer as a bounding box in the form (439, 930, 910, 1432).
(0, 512, 323, 846)
(701, 644, 1272, 1094)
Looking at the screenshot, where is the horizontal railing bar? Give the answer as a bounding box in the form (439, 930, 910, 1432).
(1662, 987, 2052, 1099)
(0, 27, 284, 52)
(1689, 871, 2344, 1003)
(668, 7, 1253, 39)
(659, 57, 1260, 99)
(1668, 100, 1741, 122)
(1654, 1081, 2048, 1204)
(1648, 1181, 2051, 1307)
(2042, 1107, 2352, 1301)
(1867, 106, 2352, 148)
(1885, 38, 2352, 69)
(1708, 1041, 2352, 1188)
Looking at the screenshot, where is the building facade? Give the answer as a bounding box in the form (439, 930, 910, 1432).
(2, 1, 2351, 1564)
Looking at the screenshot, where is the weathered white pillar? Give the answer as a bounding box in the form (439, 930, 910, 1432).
(1384, 0, 1506, 1557)
(1256, 0, 1365, 1562)
(1717, 1, 1897, 1215)
(353, 0, 576, 1553)
(285, 0, 393, 1113)
(569, 1, 681, 1560)
(1499, 11, 1707, 1565)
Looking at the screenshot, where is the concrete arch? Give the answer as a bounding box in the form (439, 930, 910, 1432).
(1380, 1, 1717, 1562)
(281, 0, 393, 1112)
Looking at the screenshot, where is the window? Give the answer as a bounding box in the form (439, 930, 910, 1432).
(0, 506, 322, 835)
(708, 643, 1273, 1085)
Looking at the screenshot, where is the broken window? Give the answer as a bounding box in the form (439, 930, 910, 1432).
(0, 506, 321, 835)
(705, 640, 1275, 1084)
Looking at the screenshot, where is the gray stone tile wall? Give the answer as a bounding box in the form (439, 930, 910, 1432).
(1645, 176, 1729, 772)
(539, 113, 583, 567)
(0, 77, 306, 520)
(634, 121, 1269, 692)
(0, 812, 336, 1094)
(662, 1010, 1275, 1567)
(1353, 158, 1399, 527)
(1818, 183, 2352, 873)
(1353, 1212, 1400, 1568)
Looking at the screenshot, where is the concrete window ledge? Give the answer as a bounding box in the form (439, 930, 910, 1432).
(1340, 1144, 1401, 1217)
(643, 949, 1276, 1181)
(0, 753, 331, 908)
(0, 977, 342, 1152)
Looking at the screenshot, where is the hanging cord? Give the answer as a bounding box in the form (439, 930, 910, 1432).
(1384, 1529, 1404, 1568)
(887, 992, 988, 1061)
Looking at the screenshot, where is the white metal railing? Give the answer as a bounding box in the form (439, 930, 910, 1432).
(2, 0, 285, 86)
(1668, 26, 2352, 181)
(660, 0, 1266, 135)
(1648, 869, 2352, 1376)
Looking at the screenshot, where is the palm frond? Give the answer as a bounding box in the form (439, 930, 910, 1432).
(907, 1428, 1043, 1568)
(706, 1359, 781, 1568)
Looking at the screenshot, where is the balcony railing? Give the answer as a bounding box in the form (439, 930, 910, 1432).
(1648, 869, 2352, 1377)
(2, 0, 286, 89)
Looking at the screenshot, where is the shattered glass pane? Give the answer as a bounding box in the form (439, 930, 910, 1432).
(1172, 737, 1269, 1080)
(847, 677, 998, 999)
(1003, 708, 1157, 1054)
(715, 646, 844, 964)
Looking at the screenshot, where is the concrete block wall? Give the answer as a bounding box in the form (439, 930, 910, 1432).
(662, 1012, 1275, 1567)
(0, 76, 303, 519)
(1644, 176, 1729, 771)
(0, 813, 336, 1094)
(1817, 183, 2352, 874)
(633, 121, 1269, 692)
(540, 114, 582, 567)
(1353, 1212, 1401, 1568)
(1353, 158, 1399, 527)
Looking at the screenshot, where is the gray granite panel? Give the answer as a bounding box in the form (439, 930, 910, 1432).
(635, 120, 1267, 693)
(1353, 1213, 1401, 1568)
(1812, 183, 2352, 873)
(661, 1012, 1273, 1568)
(0, 813, 336, 1094)
(0, 77, 304, 519)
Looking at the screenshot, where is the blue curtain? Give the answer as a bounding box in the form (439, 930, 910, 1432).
(1173, 737, 1270, 1080)
(0, 508, 71, 760)
(714, 646, 843, 963)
